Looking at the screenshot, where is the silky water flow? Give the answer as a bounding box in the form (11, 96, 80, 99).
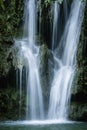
(15, 0, 85, 121)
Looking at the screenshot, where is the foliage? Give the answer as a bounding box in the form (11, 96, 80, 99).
(0, 88, 26, 120)
(0, 0, 24, 42)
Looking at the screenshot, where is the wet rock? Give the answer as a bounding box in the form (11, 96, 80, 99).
(69, 103, 87, 121)
(39, 44, 54, 110)
(70, 2, 87, 121)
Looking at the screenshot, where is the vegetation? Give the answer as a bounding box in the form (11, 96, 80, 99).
(0, 0, 24, 42)
(0, 88, 26, 120)
(70, 2, 87, 121)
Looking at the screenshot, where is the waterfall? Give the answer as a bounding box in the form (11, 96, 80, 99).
(48, 0, 85, 120)
(15, 0, 44, 120)
(15, 0, 85, 121)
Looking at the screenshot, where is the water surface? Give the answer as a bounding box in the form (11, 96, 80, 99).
(0, 121, 87, 130)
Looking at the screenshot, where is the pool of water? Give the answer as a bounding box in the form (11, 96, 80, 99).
(0, 120, 87, 130)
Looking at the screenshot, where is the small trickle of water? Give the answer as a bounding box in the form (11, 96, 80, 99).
(52, 1, 60, 51)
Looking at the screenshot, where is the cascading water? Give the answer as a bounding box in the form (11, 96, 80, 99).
(15, 0, 44, 120)
(52, 1, 60, 51)
(48, 0, 85, 120)
(15, 0, 85, 121)
(51, 0, 68, 51)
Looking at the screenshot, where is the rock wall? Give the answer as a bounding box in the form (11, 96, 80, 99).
(0, 0, 24, 84)
(69, 1, 87, 121)
(0, 0, 25, 120)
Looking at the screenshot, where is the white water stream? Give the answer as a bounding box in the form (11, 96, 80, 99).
(48, 0, 85, 120)
(15, 0, 85, 121)
(15, 0, 44, 120)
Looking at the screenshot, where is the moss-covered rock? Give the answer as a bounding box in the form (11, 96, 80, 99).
(0, 43, 13, 77)
(0, 1, 25, 120)
(0, 0, 24, 88)
(39, 44, 54, 110)
(0, 88, 26, 121)
(70, 1, 87, 121)
(0, 0, 24, 42)
(72, 67, 87, 96)
(0, 0, 24, 87)
(69, 102, 87, 121)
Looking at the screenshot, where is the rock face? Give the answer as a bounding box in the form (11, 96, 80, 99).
(39, 44, 54, 111)
(0, 0, 25, 120)
(69, 103, 87, 121)
(0, 87, 26, 121)
(69, 2, 87, 121)
(0, 43, 12, 77)
(0, 0, 24, 87)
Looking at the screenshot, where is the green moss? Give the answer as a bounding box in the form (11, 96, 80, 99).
(0, 43, 12, 76)
(0, 0, 24, 43)
(70, 2, 87, 121)
(72, 1, 87, 96)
